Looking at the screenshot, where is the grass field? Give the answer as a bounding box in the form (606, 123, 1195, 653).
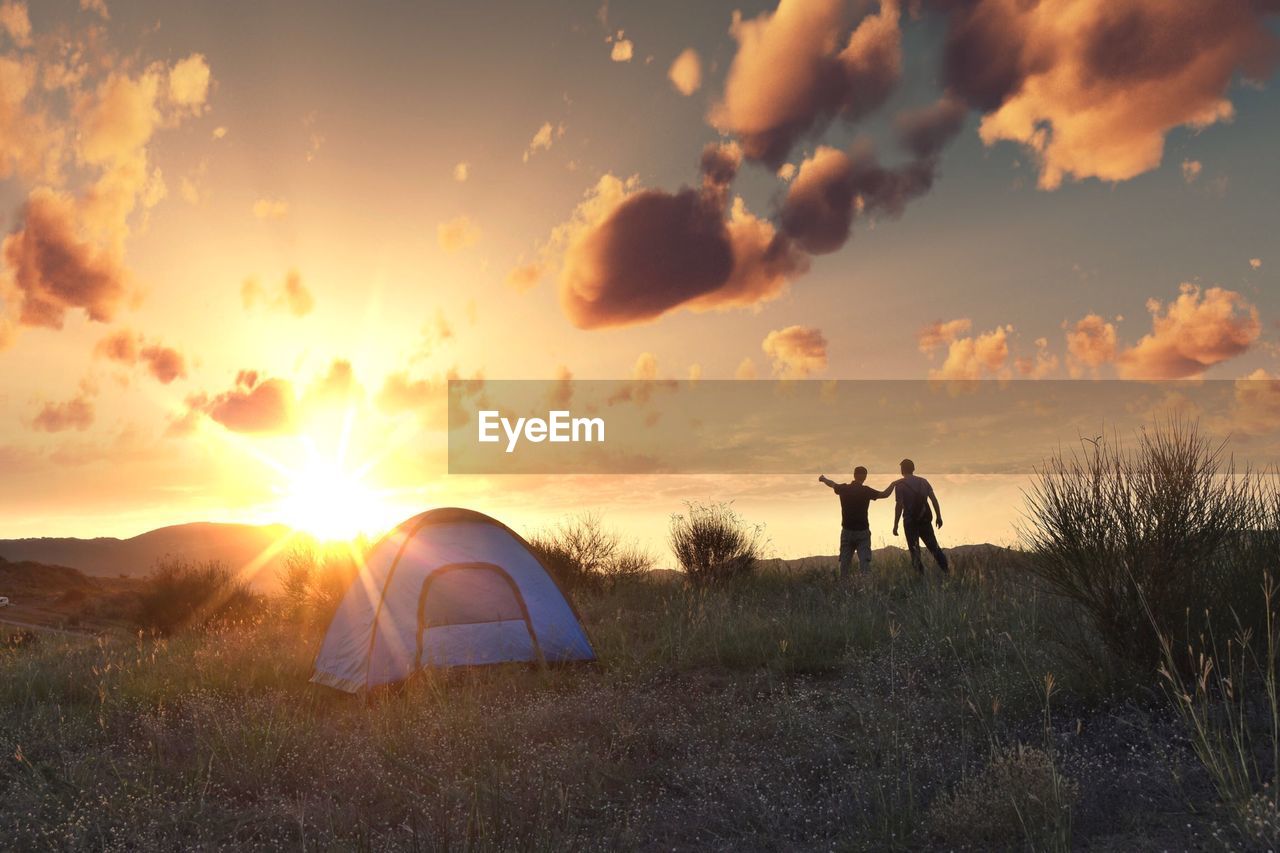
(2, 548, 1269, 852)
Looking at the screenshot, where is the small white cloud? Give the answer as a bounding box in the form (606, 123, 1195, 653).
(522, 121, 559, 162)
(437, 215, 481, 253)
(668, 48, 702, 96)
(252, 198, 288, 220)
(610, 35, 633, 63)
(453, 161, 469, 182)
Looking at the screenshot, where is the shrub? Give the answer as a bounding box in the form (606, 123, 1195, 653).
(276, 543, 361, 625)
(668, 501, 766, 585)
(526, 512, 654, 589)
(136, 559, 259, 635)
(1018, 418, 1277, 676)
(927, 744, 1078, 850)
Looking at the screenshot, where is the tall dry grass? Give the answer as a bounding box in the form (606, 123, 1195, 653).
(1019, 418, 1280, 676)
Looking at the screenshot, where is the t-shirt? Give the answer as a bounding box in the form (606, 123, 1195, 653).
(894, 475, 935, 525)
(832, 483, 883, 531)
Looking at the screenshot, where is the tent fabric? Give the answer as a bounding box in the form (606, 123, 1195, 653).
(311, 508, 595, 692)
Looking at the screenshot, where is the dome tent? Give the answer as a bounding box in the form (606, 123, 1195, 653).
(312, 508, 595, 692)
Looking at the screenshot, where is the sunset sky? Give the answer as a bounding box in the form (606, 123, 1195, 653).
(1, 0, 1277, 556)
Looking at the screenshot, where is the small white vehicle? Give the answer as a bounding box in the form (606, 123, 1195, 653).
(0, 596, 9, 607)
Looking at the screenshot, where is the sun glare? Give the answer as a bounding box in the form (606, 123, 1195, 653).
(276, 457, 392, 541)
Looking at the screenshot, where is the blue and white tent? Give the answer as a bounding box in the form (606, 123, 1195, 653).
(312, 508, 595, 692)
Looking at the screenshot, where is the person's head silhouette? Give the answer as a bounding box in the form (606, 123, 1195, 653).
(852, 466, 867, 484)
(900, 458, 915, 476)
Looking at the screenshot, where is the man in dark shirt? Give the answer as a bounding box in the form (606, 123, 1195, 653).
(818, 466, 893, 578)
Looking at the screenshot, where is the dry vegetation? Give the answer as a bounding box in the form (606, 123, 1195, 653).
(2, 420, 1280, 850)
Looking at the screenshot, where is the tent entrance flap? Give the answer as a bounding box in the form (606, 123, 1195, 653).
(414, 562, 543, 667)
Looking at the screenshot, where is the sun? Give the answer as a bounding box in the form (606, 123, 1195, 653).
(276, 456, 394, 541)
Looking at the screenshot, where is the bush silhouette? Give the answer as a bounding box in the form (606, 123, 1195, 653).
(1019, 418, 1280, 676)
(526, 512, 653, 590)
(136, 559, 259, 635)
(669, 501, 766, 585)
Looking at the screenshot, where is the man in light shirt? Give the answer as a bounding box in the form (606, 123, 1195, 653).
(889, 458, 949, 574)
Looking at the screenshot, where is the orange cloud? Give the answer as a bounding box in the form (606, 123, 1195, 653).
(632, 352, 658, 381)
(917, 318, 972, 354)
(166, 54, 211, 115)
(1227, 369, 1280, 436)
(522, 121, 562, 162)
(942, 0, 1278, 188)
(375, 371, 441, 417)
(32, 383, 95, 433)
(193, 371, 297, 434)
(0, 21, 214, 338)
(1117, 284, 1259, 378)
(1065, 314, 1118, 376)
(80, 0, 109, 21)
(94, 328, 187, 384)
(252, 198, 289, 220)
(0, 2, 31, 47)
(0, 54, 62, 181)
(1015, 337, 1060, 379)
(437, 215, 480, 252)
(763, 325, 828, 378)
(301, 359, 363, 411)
(609, 33, 633, 63)
(668, 48, 702, 95)
(241, 270, 314, 317)
(2, 187, 129, 328)
(505, 261, 542, 292)
(928, 324, 1012, 380)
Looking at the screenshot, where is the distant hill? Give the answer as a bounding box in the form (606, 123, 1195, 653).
(759, 543, 1021, 573)
(0, 522, 301, 589)
(0, 556, 96, 595)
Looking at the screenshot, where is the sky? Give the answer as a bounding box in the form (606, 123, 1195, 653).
(0, 0, 1277, 559)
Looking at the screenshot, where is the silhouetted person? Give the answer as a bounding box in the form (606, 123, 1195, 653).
(819, 467, 893, 578)
(890, 458, 949, 574)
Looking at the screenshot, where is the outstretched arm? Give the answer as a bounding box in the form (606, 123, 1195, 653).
(818, 474, 836, 489)
(875, 480, 898, 499)
(930, 493, 943, 528)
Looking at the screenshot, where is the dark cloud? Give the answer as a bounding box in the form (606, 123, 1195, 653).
(712, 0, 903, 168)
(558, 146, 808, 329)
(2, 188, 129, 328)
(894, 94, 968, 160)
(699, 141, 742, 190)
(561, 187, 734, 328)
(780, 140, 937, 255)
